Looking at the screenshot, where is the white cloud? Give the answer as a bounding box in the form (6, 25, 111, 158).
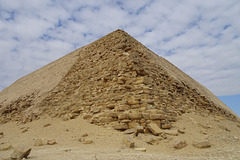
(0, 0, 239, 96)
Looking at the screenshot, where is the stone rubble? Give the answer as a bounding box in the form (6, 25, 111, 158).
(173, 140, 187, 149)
(122, 135, 135, 148)
(10, 146, 31, 160)
(193, 141, 211, 148)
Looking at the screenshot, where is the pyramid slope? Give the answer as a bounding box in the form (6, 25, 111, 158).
(0, 47, 83, 120)
(0, 29, 239, 124)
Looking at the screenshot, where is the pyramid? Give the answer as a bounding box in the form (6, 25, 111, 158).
(0, 29, 239, 130)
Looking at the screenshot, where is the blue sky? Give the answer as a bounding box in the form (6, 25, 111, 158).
(0, 0, 239, 116)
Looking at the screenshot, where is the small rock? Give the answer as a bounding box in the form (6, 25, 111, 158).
(178, 129, 185, 134)
(43, 123, 51, 127)
(161, 124, 172, 129)
(118, 113, 128, 120)
(124, 128, 135, 134)
(122, 135, 134, 148)
(193, 141, 211, 148)
(83, 139, 93, 144)
(0, 132, 3, 138)
(173, 140, 187, 149)
(147, 123, 163, 136)
(135, 148, 146, 152)
(199, 123, 211, 129)
(21, 128, 28, 133)
(200, 130, 207, 135)
(145, 136, 160, 145)
(113, 123, 129, 130)
(136, 126, 144, 135)
(164, 130, 178, 136)
(83, 113, 93, 119)
(150, 114, 165, 120)
(11, 146, 31, 160)
(47, 139, 57, 145)
(0, 144, 12, 151)
(82, 133, 88, 137)
(34, 139, 43, 146)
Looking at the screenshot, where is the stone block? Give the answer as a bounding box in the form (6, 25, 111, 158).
(128, 112, 142, 120)
(118, 113, 128, 120)
(122, 135, 134, 148)
(113, 123, 129, 130)
(173, 140, 187, 149)
(193, 141, 211, 148)
(147, 123, 163, 136)
(11, 146, 31, 160)
(150, 114, 166, 120)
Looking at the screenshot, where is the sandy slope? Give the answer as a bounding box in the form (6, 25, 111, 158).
(1, 113, 239, 160)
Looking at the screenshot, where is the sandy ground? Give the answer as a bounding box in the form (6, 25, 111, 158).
(1, 113, 240, 160)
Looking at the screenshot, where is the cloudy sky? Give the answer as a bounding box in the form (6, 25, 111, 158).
(0, 0, 239, 115)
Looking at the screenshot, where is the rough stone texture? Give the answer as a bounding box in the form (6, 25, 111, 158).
(173, 140, 187, 149)
(122, 135, 134, 148)
(145, 136, 160, 145)
(164, 130, 178, 136)
(193, 141, 211, 148)
(10, 146, 31, 160)
(147, 123, 163, 136)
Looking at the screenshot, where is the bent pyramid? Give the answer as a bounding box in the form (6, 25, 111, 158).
(0, 29, 239, 129)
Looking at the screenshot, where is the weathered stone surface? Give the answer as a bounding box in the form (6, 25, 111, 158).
(142, 113, 150, 120)
(83, 113, 93, 119)
(161, 123, 172, 129)
(124, 128, 135, 134)
(128, 122, 140, 128)
(150, 114, 165, 120)
(11, 146, 31, 160)
(127, 99, 139, 105)
(193, 141, 211, 148)
(118, 113, 128, 120)
(145, 136, 160, 145)
(136, 126, 144, 135)
(167, 116, 177, 122)
(122, 135, 134, 148)
(98, 117, 114, 123)
(164, 130, 178, 136)
(113, 123, 129, 130)
(128, 112, 142, 120)
(147, 123, 163, 136)
(173, 140, 187, 149)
